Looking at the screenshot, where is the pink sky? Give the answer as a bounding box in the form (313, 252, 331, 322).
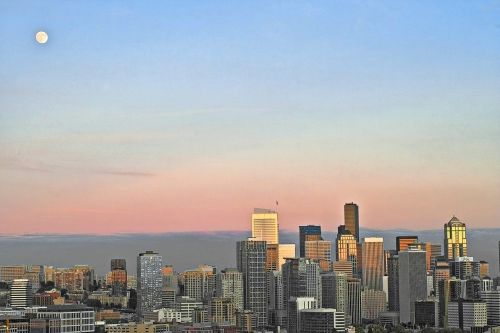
(1, 157, 498, 235)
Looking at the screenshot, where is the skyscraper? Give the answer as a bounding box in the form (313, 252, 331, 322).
(136, 251, 163, 317)
(336, 226, 358, 276)
(182, 265, 216, 302)
(282, 258, 322, 328)
(305, 240, 332, 262)
(396, 236, 418, 252)
(251, 208, 278, 245)
(444, 216, 467, 260)
(321, 272, 347, 314)
(299, 225, 322, 258)
(344, 203, 360, 242)
(216, 268, 244, 311)
(430, 244, 442, 270)
(362, 237, 384, 291)
(110, 259, 127, 296)
(10, 279, 32, 308)
(347, 278, 362, 325)
(398, 248, 427, 324)
(236, 239, 268, 329)
(387, 251, 399, 312)
(279, 244, 296, 270)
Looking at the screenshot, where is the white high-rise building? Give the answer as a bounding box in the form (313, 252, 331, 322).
(10, 278, 32, 308)
(137, 251, 163, 317)
(251, 208, 279, 244)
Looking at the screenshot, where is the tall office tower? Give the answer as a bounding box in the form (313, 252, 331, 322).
(306, 260, 322, 306)
(236, 239, 268, 329)
(433, 258, 451, 294)
(430, 244, 442, 270)
(398, 248, 427, 324)
(332, 260, 353, 278)
(282, 258, 322, 328)
(110, 259, 127, 296)
(111, 259, 126, 271)
(465, 277, 482, 300)
(216, 268, 244, 311)
(414, 300, 437, 328)
(438, 279, 451, 328)
(137, 251, 163, 317)
(266, 244, 279, 271)
(387, 252, 399, 312)
(321, 272, 347, 314)
(9, 279, 32, 308)
(336, 226, 358, 276)
(452, 257, 480, 280)
(449, 277, 467, 301)
(343, 202, 360, 242)
(279, 244, 296, 270)
(209, 297, 236, 325)
(362, 237, 384, 290)
(251, 208, 279, 245)
(299, 309, 346, 333)
(383, 250, 394, 275)
(287, 297, 317, 333)
(321, 272, 336, 309)
(444, 216, 467, 260)
(480, 289, 500, 326)
(268, 270, 285, 328)
(299, 225, 322, 258)
(361, 289, 386, 320)
(479, 261, 489, 278)
(347, 278, 362, 325)
(396, 236, 418, 252)
(305, 240, 332, 262)
(182, 265, 216, 302)
(447, 299, 487, 332)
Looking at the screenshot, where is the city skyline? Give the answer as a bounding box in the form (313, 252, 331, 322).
(1, 1, 499, 234)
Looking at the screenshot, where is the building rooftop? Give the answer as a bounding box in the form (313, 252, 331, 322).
(39, 305, 93, 312)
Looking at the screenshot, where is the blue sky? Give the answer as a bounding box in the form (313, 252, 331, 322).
(0, 1, 499, 233)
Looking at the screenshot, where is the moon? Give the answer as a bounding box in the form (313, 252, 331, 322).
(35, 31, 48, 44)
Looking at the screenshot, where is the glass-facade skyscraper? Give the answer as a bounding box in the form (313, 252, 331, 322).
(344, 203, 359, 242)
(299, 225, 322, 258)
(444, 216, 467, 260)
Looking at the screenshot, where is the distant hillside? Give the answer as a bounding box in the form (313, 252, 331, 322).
(0, 228, 498, 276)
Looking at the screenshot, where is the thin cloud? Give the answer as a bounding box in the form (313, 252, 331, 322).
(0, 156, 155, 177)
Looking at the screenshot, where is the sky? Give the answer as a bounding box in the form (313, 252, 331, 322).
(0, 1, 499, 234)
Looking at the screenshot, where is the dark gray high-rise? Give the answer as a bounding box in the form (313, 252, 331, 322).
(237, 239, 267, 330)
(344, 203, 359, 242)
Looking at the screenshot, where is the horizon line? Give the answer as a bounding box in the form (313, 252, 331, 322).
(1, 226, 499, 238)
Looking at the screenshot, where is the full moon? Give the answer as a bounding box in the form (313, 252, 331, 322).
(35, 31, 48, 44)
